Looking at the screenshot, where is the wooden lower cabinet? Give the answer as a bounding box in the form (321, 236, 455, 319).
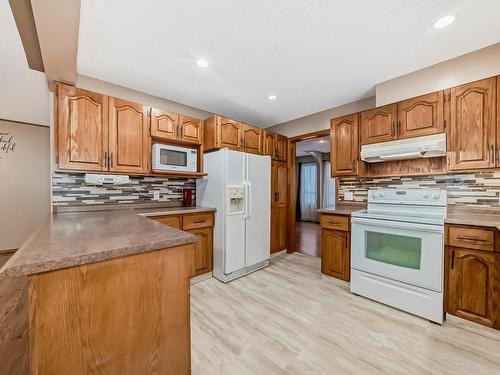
(186, 227, 213, 276)
(152, 212, 215, 277)
(320, 214, 350, 281)
(29, 245, 193, 374)
(271, 206, 287, 253)
(445, 246, 499, 328)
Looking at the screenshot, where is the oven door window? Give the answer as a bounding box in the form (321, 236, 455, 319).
(160, 149, 187, 167)
(365, 231, 421, 270)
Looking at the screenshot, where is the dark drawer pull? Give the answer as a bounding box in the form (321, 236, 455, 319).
(327, 221, 341, 225)
(456, 236, 488, 242)
(193, 220, 207, 224)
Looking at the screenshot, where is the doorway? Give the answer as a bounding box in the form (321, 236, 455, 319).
(293, 134, 335, 257)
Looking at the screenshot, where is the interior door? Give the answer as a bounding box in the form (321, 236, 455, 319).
(449, 77, 496, 170)
(360, 104, 397, 145)
(245, 153, 271, 266)
(108, 97, 150, 174)
(56, 84, 109, 171)
(224, 150, 246, 274)
(397, 91, 444, 139)
(351, 217, 443, 291)
(331, 113, 358, 176)
(219, 117, 241, 150)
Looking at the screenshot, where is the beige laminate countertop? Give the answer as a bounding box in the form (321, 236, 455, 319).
(317, 204, 366, 216)
(445, 207, 500, 230)
(0, 206, 216, 280)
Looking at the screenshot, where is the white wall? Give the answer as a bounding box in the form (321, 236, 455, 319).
(0, 120, 50, 251)
(0, 0, 50, 126)
(77, 75, 212, 120)
(376, 43, 500, 106)
(267, 97, 375, 138)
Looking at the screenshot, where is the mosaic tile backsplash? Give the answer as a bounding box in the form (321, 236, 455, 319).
(52, 172, 196, 207)
(339, 171, 500, 207)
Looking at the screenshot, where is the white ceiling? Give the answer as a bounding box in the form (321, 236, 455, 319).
(78, 0, 500, 127)
(296, 136, 330, 157)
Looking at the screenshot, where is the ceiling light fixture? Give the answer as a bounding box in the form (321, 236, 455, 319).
(196, 59, 208, 68)
(319, 140, 326, 143)
(433, 15, 455, 29)
(268, 95, 277, 100)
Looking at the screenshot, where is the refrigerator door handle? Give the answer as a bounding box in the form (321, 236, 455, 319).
(246, 180, 252, 220)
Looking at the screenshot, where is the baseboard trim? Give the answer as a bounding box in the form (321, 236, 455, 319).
(190, 272, 213, 285)
(270, 249, 287, 258)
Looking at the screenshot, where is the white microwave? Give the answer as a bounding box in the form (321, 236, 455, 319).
(152, 143, 197, 172)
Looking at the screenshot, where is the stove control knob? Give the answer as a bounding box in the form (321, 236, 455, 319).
(423, 192, 431, 199)
(432, 193, 440, 200)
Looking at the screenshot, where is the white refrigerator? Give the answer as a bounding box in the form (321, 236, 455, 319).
(196, 149, 271, 282)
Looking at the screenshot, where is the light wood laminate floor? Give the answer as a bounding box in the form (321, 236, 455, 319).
(295, 221, 321, 258)
(191, 252, 500, 375)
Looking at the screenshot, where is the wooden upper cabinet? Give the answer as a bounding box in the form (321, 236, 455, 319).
(150, 109, 179, 141)
(275, 134, 287, 161)
(446, 247, 498, 328)
(219, 117, 242, 150)
(56, 84, 109, 171)
(397, 91, 445, 139)
(449, 77, 496, 170)
(331, 113, 359, 176)
(179, 116, 203, 144)
(360, 104, 397, 145)
(263, 131, 275, 157)
(242, 124, 262, 154)
(108, 97, 150, 174)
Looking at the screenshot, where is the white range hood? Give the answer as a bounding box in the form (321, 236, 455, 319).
(360, 133, 446, 163)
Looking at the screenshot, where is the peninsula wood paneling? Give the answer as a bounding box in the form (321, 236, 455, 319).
(29, 244, 193, 374)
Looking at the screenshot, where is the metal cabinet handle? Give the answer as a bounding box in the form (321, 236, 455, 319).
(275, 192, 279, 202)
(397, 121, 401, 137)
(327, 221, 341, 225)
(451, 250, 455, 270)
(193, 220, 207, 224)
(456, 236, 487, 242)
(392, 122, 396, 136)
(104, 152, 108, 168)
(110, 153, 114, 168)
(489, 145, 495, 164)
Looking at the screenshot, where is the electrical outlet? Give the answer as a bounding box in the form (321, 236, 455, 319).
(344, 192, 354, 201)
(153, 191, 160, 200)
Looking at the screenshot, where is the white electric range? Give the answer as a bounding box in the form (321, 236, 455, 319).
(350, 188, 447, 324)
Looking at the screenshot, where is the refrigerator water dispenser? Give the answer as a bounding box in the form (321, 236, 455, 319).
(228, 185, 245, 213)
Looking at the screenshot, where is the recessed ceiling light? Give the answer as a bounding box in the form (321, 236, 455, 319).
(319, 139, 326, 143)
(433, 15, 455, 29)
(268, 95, 277, 100)
(196, 59, 208, 68)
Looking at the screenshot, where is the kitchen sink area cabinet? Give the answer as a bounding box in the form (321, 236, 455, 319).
(330, 113, 359, 176)
(444, 224, 499, 329)
(320, 213, 351, 281)
(448, 77, 497, 171)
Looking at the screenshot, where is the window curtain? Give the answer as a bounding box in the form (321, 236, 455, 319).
(300, 163, 318, 221)
(322, 161, 335, 208)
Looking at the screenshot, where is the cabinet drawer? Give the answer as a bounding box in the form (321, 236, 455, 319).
(182, 213, 214, 230)
(320, 214, 349, 231)
(448, 226, 494, 252)
(152, 215, 181, 229)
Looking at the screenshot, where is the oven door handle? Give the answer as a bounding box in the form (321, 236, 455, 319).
(351, 216, 444, 233)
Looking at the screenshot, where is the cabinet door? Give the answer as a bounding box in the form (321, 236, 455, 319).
(331, 113, 359, 176)
(219, 117, 242, 150)
(275, 134, 288, 161)
(360, 104, 397, 145)
(242, 124, 262, 154)
(179, 115, 203, 144)
(108, 97, 150, 174)
(449, 78, 496, 170)
(271, 206, 287, 253)
(263, 131, 275, 157)
(274, 161, 287, 206)
(186, 227, 213, 276)
(397, 91, 444, 139)
(150, 109, 179, 141)
(446, 247, 498, 328)
(270, 160, 287, 253)
(56, 84, 108, 171)
(321, 229, 350, 281)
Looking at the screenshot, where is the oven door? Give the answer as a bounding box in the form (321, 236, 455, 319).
(351, 217, 443, 292)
